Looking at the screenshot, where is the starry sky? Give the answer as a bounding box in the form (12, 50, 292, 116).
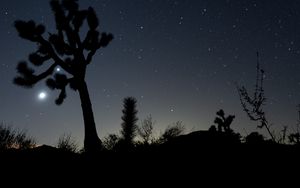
(0, 0, 300, 146)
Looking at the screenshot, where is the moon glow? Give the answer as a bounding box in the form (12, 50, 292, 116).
(38, 92, 47, 100)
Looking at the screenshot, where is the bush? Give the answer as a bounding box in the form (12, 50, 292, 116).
(244, 132, 265, 144)
(0, 123, 36, 150)
(56, 134, 78, 153)
(159, 121, 185, 143)
(102, 134, 120, 151)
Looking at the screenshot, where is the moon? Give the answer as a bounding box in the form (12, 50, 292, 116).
(38, 92, 47, 100)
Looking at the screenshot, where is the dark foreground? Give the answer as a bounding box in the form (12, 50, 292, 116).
(1, 132, 300, 185)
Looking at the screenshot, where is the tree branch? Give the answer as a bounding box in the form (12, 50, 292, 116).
(64, 14, 83, 50)
(36, 35, 74, 75)
(86, 49, 97, 64)
(33, 63, 58, 83)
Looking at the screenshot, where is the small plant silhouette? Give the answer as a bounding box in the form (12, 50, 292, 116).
(13, 0, 113, 152)
(288, 105, 300, 145)
(288, 133, 300, 145)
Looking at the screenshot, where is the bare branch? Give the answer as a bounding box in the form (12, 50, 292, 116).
(14, 62, 57, 88)
(86, 49, 97, 64)
(86, 32, 113, 64)
(35, 63, 58, 82)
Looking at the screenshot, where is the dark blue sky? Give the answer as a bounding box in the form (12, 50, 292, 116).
(0, 0, 300, 146)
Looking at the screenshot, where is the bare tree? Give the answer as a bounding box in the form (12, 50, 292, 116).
(237, 52, 275, 141)
(138, 115, 155, 144)
(13, 0, 113, 152)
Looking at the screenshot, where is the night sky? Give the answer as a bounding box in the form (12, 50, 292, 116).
(1, 0, 300, 146)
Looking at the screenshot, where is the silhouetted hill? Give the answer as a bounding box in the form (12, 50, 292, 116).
(160, 130, 241, 151)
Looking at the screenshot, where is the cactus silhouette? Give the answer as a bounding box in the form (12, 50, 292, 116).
(13, 0, 113, 152)
(120, 97, 138, 149)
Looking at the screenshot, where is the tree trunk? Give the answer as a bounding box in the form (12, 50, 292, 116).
(78, 80, 102, 152)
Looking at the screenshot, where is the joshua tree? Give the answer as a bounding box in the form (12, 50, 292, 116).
(120, 97, 138, 149)
(13, 0, 113, 152)
(213, 109, 235, 133)
(237, 52, 275, 142)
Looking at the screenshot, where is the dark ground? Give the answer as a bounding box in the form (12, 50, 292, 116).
(0, 131, 299, 185)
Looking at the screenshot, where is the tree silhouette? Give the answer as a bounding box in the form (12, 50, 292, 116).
(13, 0, 113, 152)
(213, 109, 235, 133)
(120, 97, 138, 149)
(138, 115, 155, 145)
(237, 52, 275, 142)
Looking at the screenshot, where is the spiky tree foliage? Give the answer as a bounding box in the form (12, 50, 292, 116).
(120, 97, 138, 149)
(237, 52, 275, 141)
(13, 0, 113, 152)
